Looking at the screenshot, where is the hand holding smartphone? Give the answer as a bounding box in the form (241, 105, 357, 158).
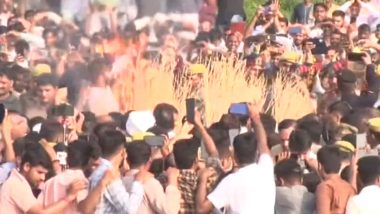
(186, 98, 200, 123)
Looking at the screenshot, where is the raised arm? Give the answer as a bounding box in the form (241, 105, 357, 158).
(194, 110, 219, 158)
(247, 103, 270, 155)
(78, 170, 115, 214)
(244, 7, 264, 39)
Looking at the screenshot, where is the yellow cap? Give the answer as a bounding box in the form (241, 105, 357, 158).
(33, 63, 51, 77)
(336, 141, 355, 153)
(131, 132, 154, 141)
(280, 51, 300, 64)
(368, 118, 380, 133)
(189, 64, 207, 75)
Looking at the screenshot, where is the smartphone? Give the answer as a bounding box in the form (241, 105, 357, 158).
(0, 104, 5, 124)
(288, 27, 302, 35)
(229, 103, 248, 116)
(186, 98, 198, 123)
(144, 136, 165, 147)
(51, 104, 74, 117)
(347, 52, 365, 62)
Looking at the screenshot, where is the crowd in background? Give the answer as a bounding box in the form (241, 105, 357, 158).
(1, 0, 380, 213)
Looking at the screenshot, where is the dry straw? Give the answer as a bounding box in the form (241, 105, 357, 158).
(112, 56, 314, 124)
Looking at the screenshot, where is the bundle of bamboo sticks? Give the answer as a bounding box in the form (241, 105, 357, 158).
(112, 56, 315, 124)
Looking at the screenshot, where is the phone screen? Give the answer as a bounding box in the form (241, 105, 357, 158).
(144, 136, 165, 147)
(347, 52, 364, 62)
(0, 104, 5, 124)
(186, 98, 197, 123)
(229, 103, 248, 116)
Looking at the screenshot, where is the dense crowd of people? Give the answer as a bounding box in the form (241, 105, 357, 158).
(1, 0, 380, 213)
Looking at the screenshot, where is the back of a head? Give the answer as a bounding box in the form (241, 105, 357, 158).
(67, 140, 97, 168)
(93, 122, 118, 138)
(275, 159, 302, 184)
(233, 132, 257, 165)
(297, 119, 322, 144)
(278, 119, 297, 131)
(126, 141, 152, 168)
(317, 145, 342, 174)
(216, 141, 232, 160)
(341, 110, 369, 133)
(208, 128, 229, 145)
(328, 101, 352, 117)
(98, 130, 126, 158)
(289, 129, 312, 154)
(173, 139, 199, 170)
(358, 24, 371, 33)
(357, 156, 380, 186)
(39, 120, 64, 142)
(153, 103, 178, 131)
(332, 10, 345, 18)
(21, 142, 52, 170)
(36, 73, 58, 87)
(109, 112, 127, 131)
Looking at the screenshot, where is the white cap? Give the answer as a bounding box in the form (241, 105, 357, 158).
(126, 111, 155, 136)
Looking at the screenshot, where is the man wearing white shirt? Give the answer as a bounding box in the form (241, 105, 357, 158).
(196, 103, 275, 214)
(339, 0, 380, 28)
(346, 156, 380, 214)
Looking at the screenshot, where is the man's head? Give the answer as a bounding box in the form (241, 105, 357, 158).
(14, 39, 30, 58)
(328, 101, 352, 123)
(325, 47, 338, 64)
(173, 138, 199, 170)
(226, 32, 241, 53)
(317, 145, 342, 178)
(297, 119, 323, 144)
(313, 3, 328, 23)
(10, 65, 32, 93)
(8, 111, 29, 140)
(358, 24, 371, 40)
(20, 143, 52, 188)
(97, 130, 126, 165)
(349, 1, 361, 18)
(278, 119, 297, 150)
(332, 10, 345, 29)
(289, 129, 312, 160)
(330, 30, 342, 48)
(36, 73, 58, 104)
(152, 103, 179, 133)
(67, 140, 97, 169)
(357, 156, 380, 187)
(88, 58, 112, 86)
(39, 120, 64, 143)
(233, 132, 257, 165)
(126, 141, 152, 169)
(275, 159, 303, 186)
(0, 67, 14, 98)
(278, 17, 289, 33)
(43, 28, 59, 47)
(376, 24, 380, 39)
(337, 69, 357, 93)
